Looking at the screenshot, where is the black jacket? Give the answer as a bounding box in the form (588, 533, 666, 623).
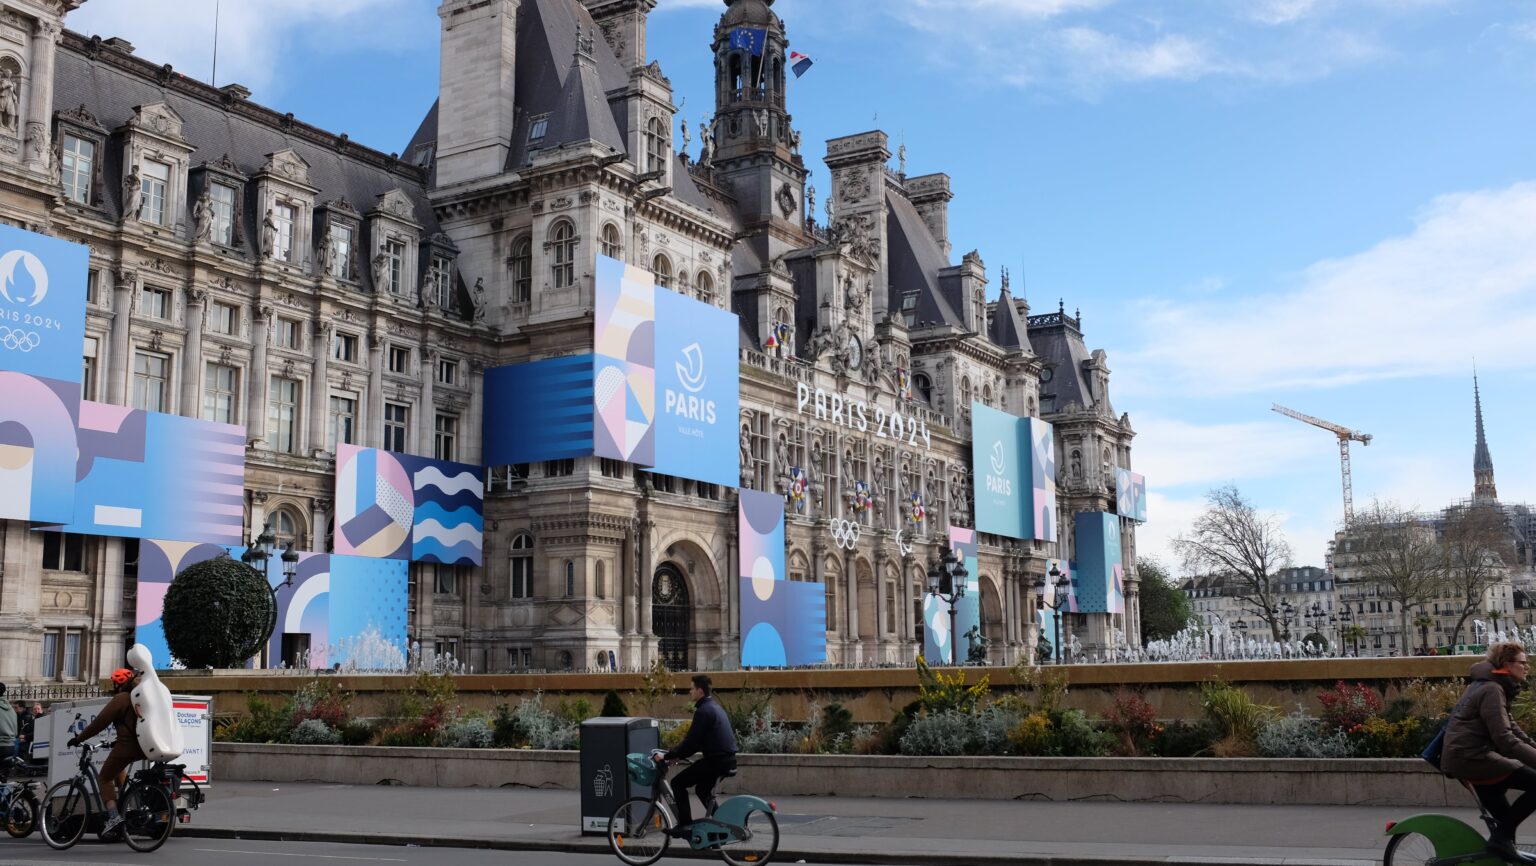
(665, 695, 737, 761)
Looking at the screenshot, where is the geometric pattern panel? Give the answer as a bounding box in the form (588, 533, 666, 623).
(49, 402, 246, 544)
(334, 444, 484, 566)
(593, 254, 655, 466)
(970, 403, 1028, 540)
(401, 453, 485, 566)
(924, 525, 980, 664)
(0, 371, 79, 523)
(1116, 468, 1148, 523)
(1027, 417, 1059, 542)
(483, 354, 595, 465)
(328, 554, 409, 669)
(1073, 512, 1125, 615)
(738, 488, 825, 667)
(266, 551, 331, 669)
(0, 223, 89, 384)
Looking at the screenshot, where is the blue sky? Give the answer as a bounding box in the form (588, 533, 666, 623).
(68, 0, 1536, 574)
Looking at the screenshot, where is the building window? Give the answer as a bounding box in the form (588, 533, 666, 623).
(42, 532, 86, 571)
(386, 240, 405, 295)
(274, 317, 300, 349)
(61, 134, 95, 204)
(601, 223, 622, 259)
(210, 302, 237, 335)
(330, 223, 354, 279)
(599, 458, 625, 478)
(82, 336, 98, 401)
(40, 632, 57, 679)
(210, 183, 236, 246)
(140, 161, 170, 224)
(510, 533, 534, 599)
(383, 402, 409, 453)
(550, 220, 576, 289)
(269, 376, 301, 454)
(333, 332, 359, 363)
(329, 394, 358, 451)
(141, 287, 170, 320)
(652, 254, 672, 289)
(696, 270, 714, 300)
(132, 350, 170, 412)
(432, 256, 453, 311)
(434, 563, 457, 595)
(544, 459, 575, 477)
(434, 413, 458, 462)
(511, 236, 532, 303)
(388, 346, 410, 374)
(564, 560, 575, 597)
(437, 357, 459, 386)
(274, 202, 296, 262)
(64, 633, 81, 680)
(203, 363, 240, 424)
(268, 508, 300, 549)
(645, 116, 667, 174)
(596, 561, 607, 600)
(528, 113, 550, 142)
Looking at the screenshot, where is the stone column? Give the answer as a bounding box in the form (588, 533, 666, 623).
(179, 288, 206, 418)
(249, 491, 269, 548)
(365, 332, 384, 449)
(247, 305, 270, 445)
(843, 549, 858, 664)
(465, 362, 485, 465)
(873, 546, 888, 659)
(308, 321, 332, 455)
(418, 348, 437, 457)
(107, 269, 135, 406)
(23, 21, 59, 172)
(311, 499, 331, 552)
(638, 511, 655, 638)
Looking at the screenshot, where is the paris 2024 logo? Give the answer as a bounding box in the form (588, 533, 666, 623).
(985, 440, 1012, 496)
(0, 248, 61, 352)
(664, 342, 716, 427)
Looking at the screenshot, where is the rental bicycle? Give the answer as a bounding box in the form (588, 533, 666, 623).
(0, 756, 42, 838)
(38, 737, 201, 853)
(606, 750, 779, 866)
(1384, 780, 1536, 865)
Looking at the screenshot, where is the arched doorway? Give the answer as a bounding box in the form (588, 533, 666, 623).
(980, 576, 1004, 665)
(652, 563, 692, 670)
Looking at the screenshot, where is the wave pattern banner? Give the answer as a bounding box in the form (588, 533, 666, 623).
(335, 444, 485, 566)
(739, 488, 826, 667)
(0, 372, 79, 523)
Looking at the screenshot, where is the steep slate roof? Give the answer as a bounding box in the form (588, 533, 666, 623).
(887, 195, 963, 329)
(53, 35, 438, 256)
(1029, 311, 1095, 412)
(988, 286, 1031, 352)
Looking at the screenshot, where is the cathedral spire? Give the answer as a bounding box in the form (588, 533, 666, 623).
(1474, 370, 1498, 502)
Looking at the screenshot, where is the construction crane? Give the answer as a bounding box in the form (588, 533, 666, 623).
(1272, 404, 1373, 524)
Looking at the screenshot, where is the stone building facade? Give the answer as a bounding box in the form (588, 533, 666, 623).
(0, 0, 1140, 682)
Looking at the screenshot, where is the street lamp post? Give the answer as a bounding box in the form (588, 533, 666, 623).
(1033, 565, 1073, 665)
(241, 522, 300, 666)
(1277, 599, 1296, 642)
(926, 547, 969, 667)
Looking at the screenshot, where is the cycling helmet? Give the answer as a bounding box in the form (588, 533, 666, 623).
(110, 668, 135, 686)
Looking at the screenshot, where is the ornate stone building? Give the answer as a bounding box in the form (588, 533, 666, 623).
(0, 0, 1140, 681)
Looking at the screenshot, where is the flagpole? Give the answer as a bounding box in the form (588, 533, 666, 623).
(211, 0, 220, 86)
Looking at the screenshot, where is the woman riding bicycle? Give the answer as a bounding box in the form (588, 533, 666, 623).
(1442, 642, 1536, 863)
(65, 668, 144, 835)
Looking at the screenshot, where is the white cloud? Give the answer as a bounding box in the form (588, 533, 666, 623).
(1248, 0, 1328, 26)
(1122, 182, 1536, 397)
(1049, 27, 1221, 83)
(1132, 415, 1319, 488)
(909, 0, 1113, 19)
(65, 0, 419, 97)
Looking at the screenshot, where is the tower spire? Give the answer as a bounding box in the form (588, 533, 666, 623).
(1473, 370, 1498, 502)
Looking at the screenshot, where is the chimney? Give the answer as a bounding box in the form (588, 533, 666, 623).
(436, 0, 522, 187)
(907, 173, 953, 259)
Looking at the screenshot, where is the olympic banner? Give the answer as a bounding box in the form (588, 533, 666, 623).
(0, 223, 88, 385)
(1073, 512, 1125, 615)
(971, 404, 1027, 539)
(334, 444, 485, 566)
(739, 488, 826, 667)
(1026, 417, 1058, 542)
(0, 371, 80, 523)
(593, 255, 656, 466)
(923, 525, 980, 664)
(483, 355, 595, 464)
(1116, 468, 1148, 523)
(646, 285, 740, 488)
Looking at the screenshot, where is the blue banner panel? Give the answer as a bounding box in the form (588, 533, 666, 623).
(483, 355, 595, 465)
(329, 555, 410, 669)
(924, 525, 980, 663)
(648, 287, 741, 488)
(739, 488, 826, 667)
(1074, 512, 1125, 614)
(1116, 468, 1148, 523)
(971, 403, 1027, 540)
(593, 255, 656, 466)
(1026, 418, 1058, 542)
(0, 223, 88, 384)
(0, 372, 79, 523)
(399, 453, 485, 566)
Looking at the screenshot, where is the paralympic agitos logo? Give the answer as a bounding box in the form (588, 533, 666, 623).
(664, 342, 716, 425)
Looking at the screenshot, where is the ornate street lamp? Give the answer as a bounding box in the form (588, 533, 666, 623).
(1033, 564, 1073, 665)
(241, 522, 299, 666)
(927, 547, 968, 666)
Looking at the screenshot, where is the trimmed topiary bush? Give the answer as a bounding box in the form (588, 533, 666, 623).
(162, 555, 275, 669)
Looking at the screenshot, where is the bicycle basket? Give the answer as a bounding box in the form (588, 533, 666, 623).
(626, 753, 658, 786)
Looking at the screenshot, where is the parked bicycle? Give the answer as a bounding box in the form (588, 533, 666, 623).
(1384, 780, 1536, 865)
(606, 750, 779, 866)
(38, 737, 201, 853)
(0, 756, 42, 838)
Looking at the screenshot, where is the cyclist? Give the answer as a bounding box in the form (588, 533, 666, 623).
(657, 674, 738, 837)
(0, 684, 15, 758)
(1442, 642, 1536, 863)
(65, 668, 144, 835)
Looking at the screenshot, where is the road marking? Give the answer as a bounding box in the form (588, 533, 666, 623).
(194, 848, 409, 862)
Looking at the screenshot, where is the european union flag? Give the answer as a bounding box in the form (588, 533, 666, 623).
(730, 27, 767, 57)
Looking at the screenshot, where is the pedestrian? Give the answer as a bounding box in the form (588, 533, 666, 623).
(1440, 642, 1536, 863)
(14, 700, 34, 759)
(0, 685, 15, 759)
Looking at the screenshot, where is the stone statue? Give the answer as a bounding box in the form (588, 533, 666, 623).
(123, 165, 143, 220)
(805, 185, 816, 224)
(775, 437, 789, 471)
(825, 190, 835, 224)
(964, 625, 988, 664)
(739, 426, 754, 485)
(898, 143, 907, 177)
(0, 70, 17, 132)
(679, 116, 691, 159)
(317, 224, 335, 276)
(372, 250, 391, 291)
(472, 277, 487, 321)
(261, 208, 278, 258)
(790, 128, 802, 157)
(753, 109, 768, 137)
(698, 121, 713, 165)
(192, 190, 214, 243)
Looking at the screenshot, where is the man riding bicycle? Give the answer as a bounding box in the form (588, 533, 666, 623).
(1442, 642, 1536, 863)
(66, 668, 144, 835)
(656, 674, 738, 837)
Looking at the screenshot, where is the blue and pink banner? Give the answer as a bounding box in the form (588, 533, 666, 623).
(972, 404, 1057, 542)
(1073, 512, 1125, 615)
(0, 223, 88, 385)
(739, 488, 826, 667)
(924, 525, 980, 664)
(334, 444, 485, 566)
(0, 372, 79, 523)
(1116, 468, 1148, 523)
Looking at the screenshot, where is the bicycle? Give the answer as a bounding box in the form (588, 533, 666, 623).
(1384, 780, 1536, 865)
(38, 736, 198, 853)
(606, 750, 779, 866)
(0, 756, 42, 838)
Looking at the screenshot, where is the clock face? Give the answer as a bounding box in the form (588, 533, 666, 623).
(846, 335, 863, 370)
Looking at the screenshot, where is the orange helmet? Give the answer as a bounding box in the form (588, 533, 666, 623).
(110, 668, 135, 686)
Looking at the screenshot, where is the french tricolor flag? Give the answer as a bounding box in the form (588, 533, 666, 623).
(790, 51, 814, 78)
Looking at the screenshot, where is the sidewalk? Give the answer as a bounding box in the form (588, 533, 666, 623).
(180, 780, 1474, 865)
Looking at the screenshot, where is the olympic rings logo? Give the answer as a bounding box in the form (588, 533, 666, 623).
(0, 326, 41, 352)
(830, 518, 861, 550)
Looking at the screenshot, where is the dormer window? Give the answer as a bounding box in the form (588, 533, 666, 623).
(61, 135, 95, 204)
(432, 255, 453, 311)
(329, 223, 354, 279)
(645, 116, 667, 173)
(273, 203, 296, 262)
(209, 183, 237, 246)
(385, 240, 405, 295)
(528, 114, 550, 142)
(139, 161, 170, 224)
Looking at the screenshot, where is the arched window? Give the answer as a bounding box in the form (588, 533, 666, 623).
(982, 384, 993, 407)
(564, 560, 576, 597)
(914, 373, 932, 404)
(549, 220, 576, 289)
(511, 236, 532, 303)
(695, 270, 714, 300)
(646, 116, 668, 174)
(596, 561, 607, 600)
(960, 376, 972, 409)
(601, 223, 622, 260)
(825, 566, 841, 633)
(652, 254, 672, 289)
(269, 508, 300, 550)
(510, 532, 534, 598)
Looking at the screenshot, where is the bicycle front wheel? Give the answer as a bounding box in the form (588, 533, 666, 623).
(121, 782, 175, 852)
(4, 789, 38, 838)
(39, 781, 88, 850)
(720, 808, 779, 866)
(1382, 831, 1440, 866)
(608, 797, 672, 866)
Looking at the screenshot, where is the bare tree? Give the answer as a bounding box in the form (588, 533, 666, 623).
(1353, 500, 1448, 655)
(1441, 502, 1517, 646)
(1172, 485, 1293, 641)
